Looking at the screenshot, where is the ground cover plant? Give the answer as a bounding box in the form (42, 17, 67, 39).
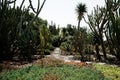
(0, 64, 110, 80)
(94, 63, 120, 80)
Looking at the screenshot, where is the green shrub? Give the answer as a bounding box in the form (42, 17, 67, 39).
(52, 35, 61, 47)
(94, 63, 120, 80)
(60, 42, 67, 50)
(60, 42, 71, 52)
(85, 47, 94, 55)
(34, 57, 64, 67)
(73, 55, 81, 60)
(0, 64, 110, 80)
(44, 49, 51, 55)
(46, 43, 54, 51)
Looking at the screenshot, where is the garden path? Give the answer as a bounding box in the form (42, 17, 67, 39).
(51, 47, 81, 62)
(50, 48, 118, 66)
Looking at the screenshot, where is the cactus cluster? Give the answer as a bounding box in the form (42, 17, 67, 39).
(86, 0, 120, 60)
(0, 0, 46, 61)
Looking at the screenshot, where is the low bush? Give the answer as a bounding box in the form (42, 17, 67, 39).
(94, 63, 120, 80)
(44, 49, 51, 55)
(34, 57, 64, 67)
(73, 55, 81, 60)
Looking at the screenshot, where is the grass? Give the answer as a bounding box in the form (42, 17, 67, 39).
(0, 64, 109, 80)
(93, 63, 120, 80)
(0, 58, 111, 80)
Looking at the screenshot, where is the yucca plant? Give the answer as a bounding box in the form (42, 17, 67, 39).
(76, 3, 87, 30)
(73, 3, 87, 61)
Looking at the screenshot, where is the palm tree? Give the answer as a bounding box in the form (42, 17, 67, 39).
(75, 3, 87, 30)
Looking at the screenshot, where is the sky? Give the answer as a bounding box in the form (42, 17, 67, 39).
(16, 0, 105, 27)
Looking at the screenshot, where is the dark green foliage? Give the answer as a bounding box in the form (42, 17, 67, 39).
(74, 3, 87, 61)
(0, 6, 40, 61)
(49, 23, 61, 47)
(76, 3, 87, 21)
(93, 34, 100, 45)
(0, 1, 22, 60)
(76, 3, 87, 30)
(17, 13, 41, 61)
(59, 25, 75, 52)
(0, 0, 47, 61)
(105, 0, 120, 60)
(87, 5, 108, 60)
(85, 46, 94, 55)
(60, 36, 73, 52)
(49, 24, 59, 35)
(52, 35, 61, 47)
(86, 0, 120, 61)
(38, 23, 54, 56)
(59, 24, 94, 60)
(44, 49, 51, 55)
(60, 42, 70, 51)
(0, 65, 110, 80)
(73, 27, 88, 61)
(66, 24, 75, 36)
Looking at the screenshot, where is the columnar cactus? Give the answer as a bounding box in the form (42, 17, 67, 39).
(0, 0, 46, 60)
(105, 0, 120, 60)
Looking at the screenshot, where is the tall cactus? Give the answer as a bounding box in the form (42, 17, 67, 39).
(0, 0, 46, 61)
(105, 0, 120, 60)
(85, 0, 120, 61)
(84, 5, 108, 61)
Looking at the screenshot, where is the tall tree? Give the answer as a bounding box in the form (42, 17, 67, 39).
(75, 3, 87, 30)
(74, 3, 87, 61)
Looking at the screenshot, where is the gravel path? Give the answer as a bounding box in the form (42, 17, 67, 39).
(51, 48, 81, 62)
(50, 48, 118, 66)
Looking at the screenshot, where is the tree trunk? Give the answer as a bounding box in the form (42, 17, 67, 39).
(95, 43, 101, 61)
(79, 50, 84, 61)
(105, 32, 115, 56)
(116, 50, 120, 61)
(78, 19, 80, 31)
(100, 36, 107, 60)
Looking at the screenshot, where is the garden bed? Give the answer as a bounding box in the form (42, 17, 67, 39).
(0, 64, 109, 80)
